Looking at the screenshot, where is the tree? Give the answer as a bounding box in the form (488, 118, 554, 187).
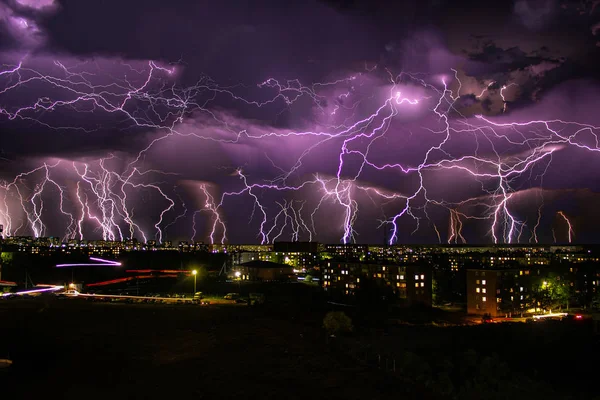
(323, 311, 353, 336)
(532, 276, 571, 312)
(355, 274, 394, 306)
(432, 277, 441, 305)
(1, 251, 13, 265)
(591, 290, 600, 310)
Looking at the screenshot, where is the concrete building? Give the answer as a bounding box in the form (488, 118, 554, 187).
(322, 261, 432, 306)
(466, 268, 541, 317)
(234, 260, 294, 282)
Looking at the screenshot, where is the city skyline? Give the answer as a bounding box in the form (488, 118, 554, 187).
(1, 1, 600, 244)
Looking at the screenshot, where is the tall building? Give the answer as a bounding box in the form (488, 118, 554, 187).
(322, 261, 432, 306)
(323, 244, 368, 260)
(466, 268, 540, 317)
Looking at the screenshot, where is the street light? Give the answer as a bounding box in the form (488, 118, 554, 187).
(234, 271, 241, 292)
(192, 270, 197, 294)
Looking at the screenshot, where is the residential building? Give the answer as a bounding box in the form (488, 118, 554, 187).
(322, 261, 432, 306)
(234, 260, 294, 282)
(467, 268, 540, 317)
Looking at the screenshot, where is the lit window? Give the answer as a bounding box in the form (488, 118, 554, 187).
(482, 297, 486, 302)
(400, 275, 404, 280)
(520, 287, 523, 292)
(382, 266, 386, 271)
(415, 275, 419, 280)
(476, 280, 480, 284)
(415, 282, 419, 288)
(476, 288, 480, 293)
(396, 275, 400, 280)
(420, 282, 424, 287)
(420, 274, 425, 280)
(482, 288, 486, 294)
(481, 280, 486, 285)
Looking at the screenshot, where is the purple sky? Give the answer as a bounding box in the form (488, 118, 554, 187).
(0, 0, 600, 244)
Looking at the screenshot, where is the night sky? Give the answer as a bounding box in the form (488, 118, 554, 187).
(1, 0, 600, 244)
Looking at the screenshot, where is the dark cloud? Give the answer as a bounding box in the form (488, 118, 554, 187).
(513, 0, 560, 31)
(0, 0, 600, 243)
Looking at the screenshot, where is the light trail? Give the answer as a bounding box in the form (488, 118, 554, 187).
(56, 256, 122, 267)
(1, 285, 63, 296)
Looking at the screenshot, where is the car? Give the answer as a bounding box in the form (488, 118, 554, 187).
(224, 293, 240, 300)
(193, 292, 204, 300)
(564, 313, 585, 322)
(481, 313, 495, 324)
(249, 293, 265, 305)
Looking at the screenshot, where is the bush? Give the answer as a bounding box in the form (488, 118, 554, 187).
(323, 311, 353, 336)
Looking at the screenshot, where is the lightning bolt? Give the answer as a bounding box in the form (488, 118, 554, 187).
(0, 59, 597, 246)
(557, 211, 574, 243)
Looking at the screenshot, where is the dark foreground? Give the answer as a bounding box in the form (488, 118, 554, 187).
(0, 297, 423, 400)
(0, 294, 598, 400)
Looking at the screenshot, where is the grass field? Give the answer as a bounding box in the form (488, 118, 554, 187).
(0, 287, 597, 400)
(0, 297, 431, 400)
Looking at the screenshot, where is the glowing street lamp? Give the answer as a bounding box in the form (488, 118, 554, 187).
(234, 271, 241, 291)
(192, 270, 197, 294)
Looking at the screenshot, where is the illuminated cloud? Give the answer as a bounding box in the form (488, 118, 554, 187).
(14, 0, 57, 11)
(0, 0, 599, 244)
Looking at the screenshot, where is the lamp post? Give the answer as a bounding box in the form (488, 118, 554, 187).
(235, 271, 241, 291)
(192, 270, 197, 295)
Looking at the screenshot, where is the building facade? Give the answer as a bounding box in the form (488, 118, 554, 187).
(235, 260, 294, 282)
(322, 261, 432, 306)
